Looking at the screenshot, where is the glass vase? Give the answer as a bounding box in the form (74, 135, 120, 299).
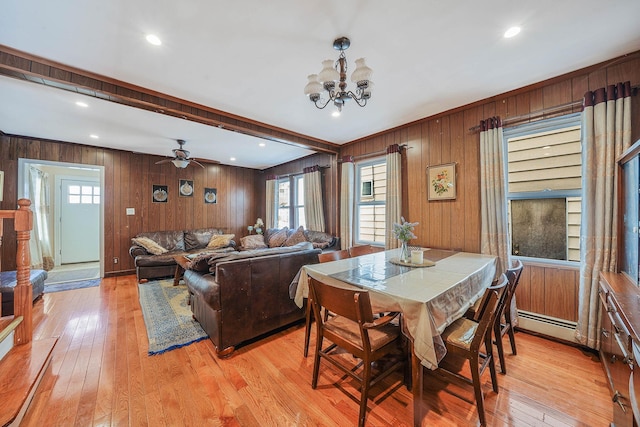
(400, 240, 410, 263)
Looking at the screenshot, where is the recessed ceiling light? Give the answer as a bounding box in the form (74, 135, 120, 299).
(504, 26, 521, 38)
(75, 101, 88, 108)
(230, 157, 236, 161)
(146, 34, 162, 46)
(259, 143, 266, 147)
(332, 110, 341, 118)
(90, 134, 99, 139)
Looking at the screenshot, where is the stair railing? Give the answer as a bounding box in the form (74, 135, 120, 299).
(0, 199, 33, 345)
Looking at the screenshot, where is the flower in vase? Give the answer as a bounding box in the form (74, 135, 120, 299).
(392, 217, 418, 243)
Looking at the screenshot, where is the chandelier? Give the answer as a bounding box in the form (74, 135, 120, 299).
(304, 37, 373, 114)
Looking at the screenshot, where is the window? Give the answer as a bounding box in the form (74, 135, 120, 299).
(504, 113, 581, 262)
(277, 175, 305, 229)
(68, 185, 100, 204)
(355, 159, 386, 245)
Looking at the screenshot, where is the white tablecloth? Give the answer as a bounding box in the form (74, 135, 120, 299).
(295, 248, 497, 369)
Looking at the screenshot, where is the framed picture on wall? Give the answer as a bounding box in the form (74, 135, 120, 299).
(204, 187, 217, 204)
(179, 179, 194, 197)
(427, 163, 456, 200)
(152, 185, 168, 203)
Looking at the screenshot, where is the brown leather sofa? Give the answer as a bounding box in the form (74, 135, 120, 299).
(184, 242, 320, 356)
(129, 228, 233, 282)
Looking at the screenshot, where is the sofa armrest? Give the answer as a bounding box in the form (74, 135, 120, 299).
(129, 245, 149, 259)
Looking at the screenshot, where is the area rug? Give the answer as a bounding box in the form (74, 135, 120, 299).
(44, 278, 101, 293)
(45, 266, 100, 285)
(138, 279, 207, 355)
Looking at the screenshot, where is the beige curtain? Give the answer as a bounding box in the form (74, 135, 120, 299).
(576, 82, 632, 349)
(303, 166, 325, 232)
(28, 167, 54, 271)
(479, 117, 509, 277)
(265, 176, 278, 229)
(340, 157, 355, 249)
(385, 144, 402, 249)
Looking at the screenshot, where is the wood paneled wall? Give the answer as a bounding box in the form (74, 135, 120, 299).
(0, 135, 257, 276)
(341, 51, 640, 253)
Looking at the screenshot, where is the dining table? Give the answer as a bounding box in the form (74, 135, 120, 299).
(294, 247, 497, 426)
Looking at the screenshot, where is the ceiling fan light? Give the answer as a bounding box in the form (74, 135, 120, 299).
(171, 159, 189, 168)
(318, 59, 339, 84)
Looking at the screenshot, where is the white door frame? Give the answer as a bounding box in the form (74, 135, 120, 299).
(18, 158, 105, 278)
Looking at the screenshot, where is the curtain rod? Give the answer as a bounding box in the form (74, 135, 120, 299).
(271, 164, 330, 179)
(338, 143, 409, 163)
(467, 100, 582, 133)
(468, 83, 640, 133)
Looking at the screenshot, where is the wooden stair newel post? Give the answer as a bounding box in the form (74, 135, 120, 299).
(13, 199, 33, 345)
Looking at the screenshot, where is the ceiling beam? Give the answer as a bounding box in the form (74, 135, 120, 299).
(0, 44, 341, 155)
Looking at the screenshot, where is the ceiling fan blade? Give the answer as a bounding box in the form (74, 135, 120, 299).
(190, 159, 205, 168)
(155, 158, 173, 165)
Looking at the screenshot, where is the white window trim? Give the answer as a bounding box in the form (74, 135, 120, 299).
(503, 113, 582, 266)
(355, 157, 386, 246)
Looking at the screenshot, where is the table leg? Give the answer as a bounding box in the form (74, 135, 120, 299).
(174, 264, 184, 286)
(411, 346, 424, 426)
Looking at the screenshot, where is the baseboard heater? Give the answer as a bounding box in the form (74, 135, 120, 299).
(517, 310, 578, 343)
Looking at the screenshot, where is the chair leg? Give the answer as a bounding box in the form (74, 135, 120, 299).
(358, 361, 372, 427)
(507, 322, 517, 355)
(494, 322, 506, 374)
(469, 354, 487, 427)
(312, 335, 323, 389)
(304, 298, 313, 357)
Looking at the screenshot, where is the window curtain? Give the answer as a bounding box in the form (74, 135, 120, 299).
(479, 117, 509, 277)
(340, 156, 355, 249)
(303, 165, 325, 232)
(385, 144, 402, 249)
(576, 81, 632, 349)
(28, 167, 54, 271)
(265, 176, 278, 229)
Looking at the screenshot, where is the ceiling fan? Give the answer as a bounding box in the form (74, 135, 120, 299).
(155, 139, 205, 168)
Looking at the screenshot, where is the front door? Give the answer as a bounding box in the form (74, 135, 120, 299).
(60, 179, 100, 264)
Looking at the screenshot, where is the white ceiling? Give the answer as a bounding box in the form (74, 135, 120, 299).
(1, 0, 639, 169)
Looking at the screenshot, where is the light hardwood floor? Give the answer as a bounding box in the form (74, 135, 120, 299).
(21, 275, 612, 426)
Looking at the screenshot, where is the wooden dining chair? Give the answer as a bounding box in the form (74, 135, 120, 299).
(303, 249, 351, 357)
(308, 277, 405, 427)
(430, 274, 508, 427)
(348, 244, 382, 257)
(493, 259, 524, 373)
(317, 249, 351, 263)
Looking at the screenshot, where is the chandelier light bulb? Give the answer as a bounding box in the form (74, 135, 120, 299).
(318, 59, 340, 84)
(351, 58, 373, 84)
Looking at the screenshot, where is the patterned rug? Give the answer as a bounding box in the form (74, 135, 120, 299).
(138, 279, 207, 355)
(44, 278, 101, 293)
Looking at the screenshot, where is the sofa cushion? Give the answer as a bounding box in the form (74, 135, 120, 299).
(184, 228, 225, 251)
(135, 230, 185, 252)
(207, 234, 235, 249)
(240, 234, 267, 249)
(132, 236, 168, 255)
(207, 241, 314, 272)
(304, 230, 335, 250)
(186, 247, 236, 272)
(284, 226, 307, 246)
(267, 227, 289, 247)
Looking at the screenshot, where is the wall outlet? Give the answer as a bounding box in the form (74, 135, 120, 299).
(126, 208, 135, 215)
(113, 257, 118, 264)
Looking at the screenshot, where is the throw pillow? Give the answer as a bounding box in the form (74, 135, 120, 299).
(240, 234, 267, 249)
(206, 233, 235, 249)
(132, 237, 168, 255)
(267, 227, 289, 247)
(284, 226, 307, 246)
